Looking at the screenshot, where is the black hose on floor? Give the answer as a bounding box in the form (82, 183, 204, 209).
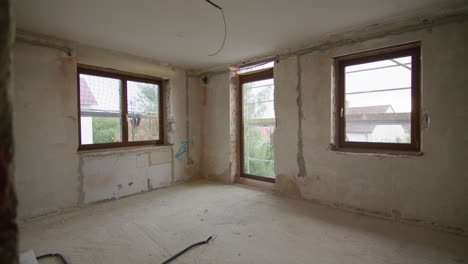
(34, 236, 213, 264)
(36, 253, 68, 264)
(161, 236, 214, 264)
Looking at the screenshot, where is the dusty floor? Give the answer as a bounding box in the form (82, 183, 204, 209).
(20, 180, 468, 264)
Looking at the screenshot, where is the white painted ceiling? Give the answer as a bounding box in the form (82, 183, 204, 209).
(15, 0, 465, 70)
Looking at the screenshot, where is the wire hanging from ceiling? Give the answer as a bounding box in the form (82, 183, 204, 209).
(205, 0, 226, 56)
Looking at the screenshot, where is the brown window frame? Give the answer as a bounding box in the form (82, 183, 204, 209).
(335, 43, 421, 152)
(77, 65, 164, 151)
(239, 68, 276, 183)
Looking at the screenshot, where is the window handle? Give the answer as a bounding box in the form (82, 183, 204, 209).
(340, 107, 344, 118)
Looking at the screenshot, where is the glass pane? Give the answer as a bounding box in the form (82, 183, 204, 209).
(80, 116, 122, 144)
(79, 74, 122, 144)
(243, 126, 275, 177)
(243, 78, 275, 178)
(243, 79, 275, 119)
(127, 80, 160, 141)
(344, 56, 412, 143)
(237, 61, 274, 74)
(127, 117, 160, 142)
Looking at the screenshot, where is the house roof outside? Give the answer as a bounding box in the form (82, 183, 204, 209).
(346, 105, 393, 134)
(347, 105, 394, 115)
(347, 124, 376, 134)
(80, 78, 97, 106)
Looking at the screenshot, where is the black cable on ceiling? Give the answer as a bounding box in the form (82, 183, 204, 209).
(205, 0, 227, 56)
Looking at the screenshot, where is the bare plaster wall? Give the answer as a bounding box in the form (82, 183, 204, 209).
(186, 76, 203, 180)
(14, 42, 80, 219)
(274, 21, 468, 233)
(14, 40, 201, 219)
(80, 147, 173, 203)
(198, 19, 468, 234)
(200, 72, 231, 183)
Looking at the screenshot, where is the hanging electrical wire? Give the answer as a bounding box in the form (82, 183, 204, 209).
(205, 0, 226, 56)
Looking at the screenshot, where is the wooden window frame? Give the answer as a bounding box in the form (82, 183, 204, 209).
(239, 68, 276, 183)
(77, 65, 164, 151)
(334, 42, 421, 152)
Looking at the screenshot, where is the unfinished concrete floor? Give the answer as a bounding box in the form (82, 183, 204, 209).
(20, 180, 468, 264)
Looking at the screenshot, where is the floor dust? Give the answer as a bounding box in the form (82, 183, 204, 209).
(20, 180, 468, 264)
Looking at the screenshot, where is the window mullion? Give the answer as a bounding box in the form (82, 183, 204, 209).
(122, 78, 129, 143)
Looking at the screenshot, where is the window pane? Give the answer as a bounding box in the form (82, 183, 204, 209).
(344, 56, 412, 143)
(243, 125, 275, 178)
(79, 74, 122, 144)
(127, 81, 160, 141)
(243, 79, 275, 119)
(80, 116, 122, 144)
(127, 117, 160, 142)
(237, 61, 274, 74)
(243, 78, 275, 178)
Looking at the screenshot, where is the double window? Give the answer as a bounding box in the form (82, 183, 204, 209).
(335, 43, 421, 152)
(77, 66, 164, 150)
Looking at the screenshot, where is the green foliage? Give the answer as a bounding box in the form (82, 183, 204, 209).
(127, 83, 159, 141)
(245, 127, 274, 177)
(129, 118, 159, 141)
(134, 83, 158, 114)
(244, 82, 273, 119)
(243, 80, 275, 178)
(92, 117, 120, 143)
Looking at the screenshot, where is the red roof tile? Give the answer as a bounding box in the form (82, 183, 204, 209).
(80, 78, 97, 105)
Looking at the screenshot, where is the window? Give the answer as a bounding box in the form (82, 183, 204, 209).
(335, 43, 421, 152)
(78, 66, 164, 150)
(239, 67, 276, 183)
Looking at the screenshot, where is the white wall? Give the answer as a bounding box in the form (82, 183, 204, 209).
(14, 42, 81, 218)
(369, 125, 407, 143)
(80, 116, 92, 144)
(80, 147, 172, 203)
(14, 40, 202, 219)
(274, 21, 468, 233)
(200, 73, 232, 183)
(201, 20, 468, 233)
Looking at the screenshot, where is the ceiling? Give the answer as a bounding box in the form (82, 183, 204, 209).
(15, 0, 465, 70)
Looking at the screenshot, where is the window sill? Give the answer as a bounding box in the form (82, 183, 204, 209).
(77, 144, 173, 157)
(331, 147, 423, 157)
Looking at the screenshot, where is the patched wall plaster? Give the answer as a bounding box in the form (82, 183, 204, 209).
(273, 21, 468, 234)
(201, 18, 468, 234)
(13, 37, 203, 219)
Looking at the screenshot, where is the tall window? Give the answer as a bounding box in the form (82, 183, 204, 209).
(335, 43, 421, 151)
(239, 66, 276, 183)
(78, 66, 163, 150)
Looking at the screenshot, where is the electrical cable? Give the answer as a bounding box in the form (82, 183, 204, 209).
(160, 236, 215, 264)
(205, 0, 226, 56)
(34, 236, 214, 264)
(36, 253, 68, 264)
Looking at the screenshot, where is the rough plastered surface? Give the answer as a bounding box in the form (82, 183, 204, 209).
(273, 21, 468, 233)
(229, 71, 240, 183)
(14, 42, 80, 219)
(273, 56, 302, 197)
(200, 72, 231, 183)
(188, 76, 203, 168)
(199, 20, 468, 234)
(19, 180, 468, 264)
(80, 147, 173, 203)
(14, 40, 202, 219)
